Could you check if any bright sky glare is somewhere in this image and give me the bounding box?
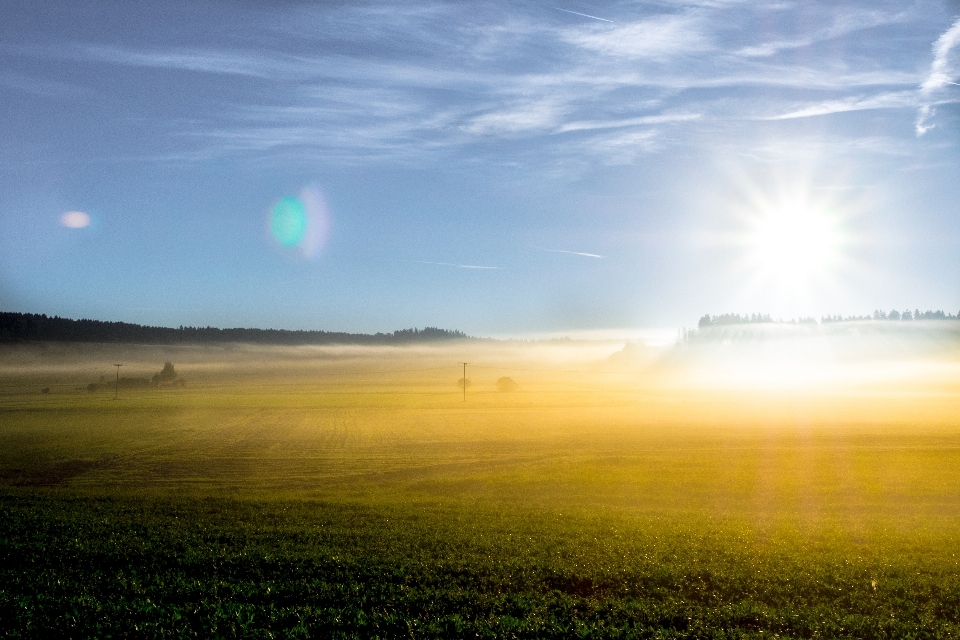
[748,202,843,289]
[0,1,958,334]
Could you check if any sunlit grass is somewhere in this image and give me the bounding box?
[2,340,960,636]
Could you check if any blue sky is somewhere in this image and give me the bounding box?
[1,1,958,336]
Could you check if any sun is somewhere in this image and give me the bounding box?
[746,202,842,287]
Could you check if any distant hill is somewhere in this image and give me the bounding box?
[0,312,469,346]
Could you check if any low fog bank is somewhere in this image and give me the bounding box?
[2,320,958,395]
[0,338,626,382]
[677,319,960,359]
[663,320,960,391]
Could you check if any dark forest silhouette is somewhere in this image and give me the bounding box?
[0,312,468,346]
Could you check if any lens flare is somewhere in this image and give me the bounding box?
[61,211,91,229]
[266,187,331,259]
[270,197,307,247]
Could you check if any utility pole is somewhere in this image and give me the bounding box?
[461,362,468,401]
[113,363,122,400]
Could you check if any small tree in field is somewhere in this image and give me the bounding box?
[152,362,178,385]
[496,377,518,392]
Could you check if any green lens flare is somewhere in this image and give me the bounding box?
[270,197,307,247]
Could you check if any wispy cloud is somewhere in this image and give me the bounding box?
[736,9,907,58]
[556,113,701,133]
[461,100,566,135]
[763,91,918,121]
[921,18,960,94]
[4,2,944,165]
[577,129,661,165]
[0,71,93,98]
[60,44,316,80]
[917,17,960,136]
[563,14,709,60]
[741,134,918,163]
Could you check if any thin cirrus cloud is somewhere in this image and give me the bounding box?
[461,100,567,135]
[0,70,93,98]
[763,91,919,121]
[556,113,702,134]
[917,17,960,136]
[736,9,908,58]
[4,2,953,165]
[3,42,315,81]
[561,14,710,60]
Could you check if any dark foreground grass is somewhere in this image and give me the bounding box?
[3,491,959,639]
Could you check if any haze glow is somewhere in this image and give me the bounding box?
[747,202,843,289]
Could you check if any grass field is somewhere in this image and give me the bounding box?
[2,336,960,638]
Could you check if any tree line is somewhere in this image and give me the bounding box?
[822,309,957,322]
[698,309,958,329]
[0,312,468,345]
[680,309,960,344]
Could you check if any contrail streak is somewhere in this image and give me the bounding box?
[542,248,604,258]
[551,7,613,23]
[414,261,501,270]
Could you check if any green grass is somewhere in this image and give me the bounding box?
[2,344,960,637]
[3,493,960,638]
